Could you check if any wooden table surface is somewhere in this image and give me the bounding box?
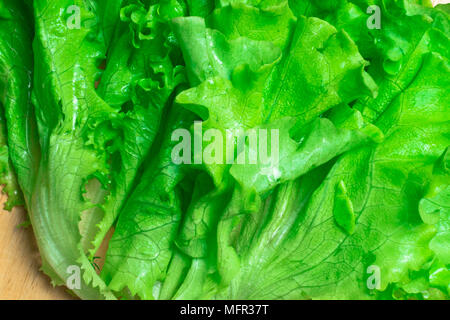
[0,0,448,301]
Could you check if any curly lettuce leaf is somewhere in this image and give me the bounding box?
[101,106,196,300]
[87,0,187,257]
[29,0,185,299]
[0,0,36,207]
[213,51,449,300]
[210,1,296,50]
[175,14,377,188]
[230,113,383,194]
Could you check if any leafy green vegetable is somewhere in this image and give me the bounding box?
[0,0,448,300]
[0,0,35,208]
[213,51,449,300]
[0,105,23,210]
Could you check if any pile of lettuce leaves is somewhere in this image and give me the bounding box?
[0,0,449,300]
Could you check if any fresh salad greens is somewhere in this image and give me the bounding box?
[0,0,448,300]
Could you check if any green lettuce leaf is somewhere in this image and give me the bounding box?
[29,0,185,299]
[0,0,36,207]
[213,51,449,300]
